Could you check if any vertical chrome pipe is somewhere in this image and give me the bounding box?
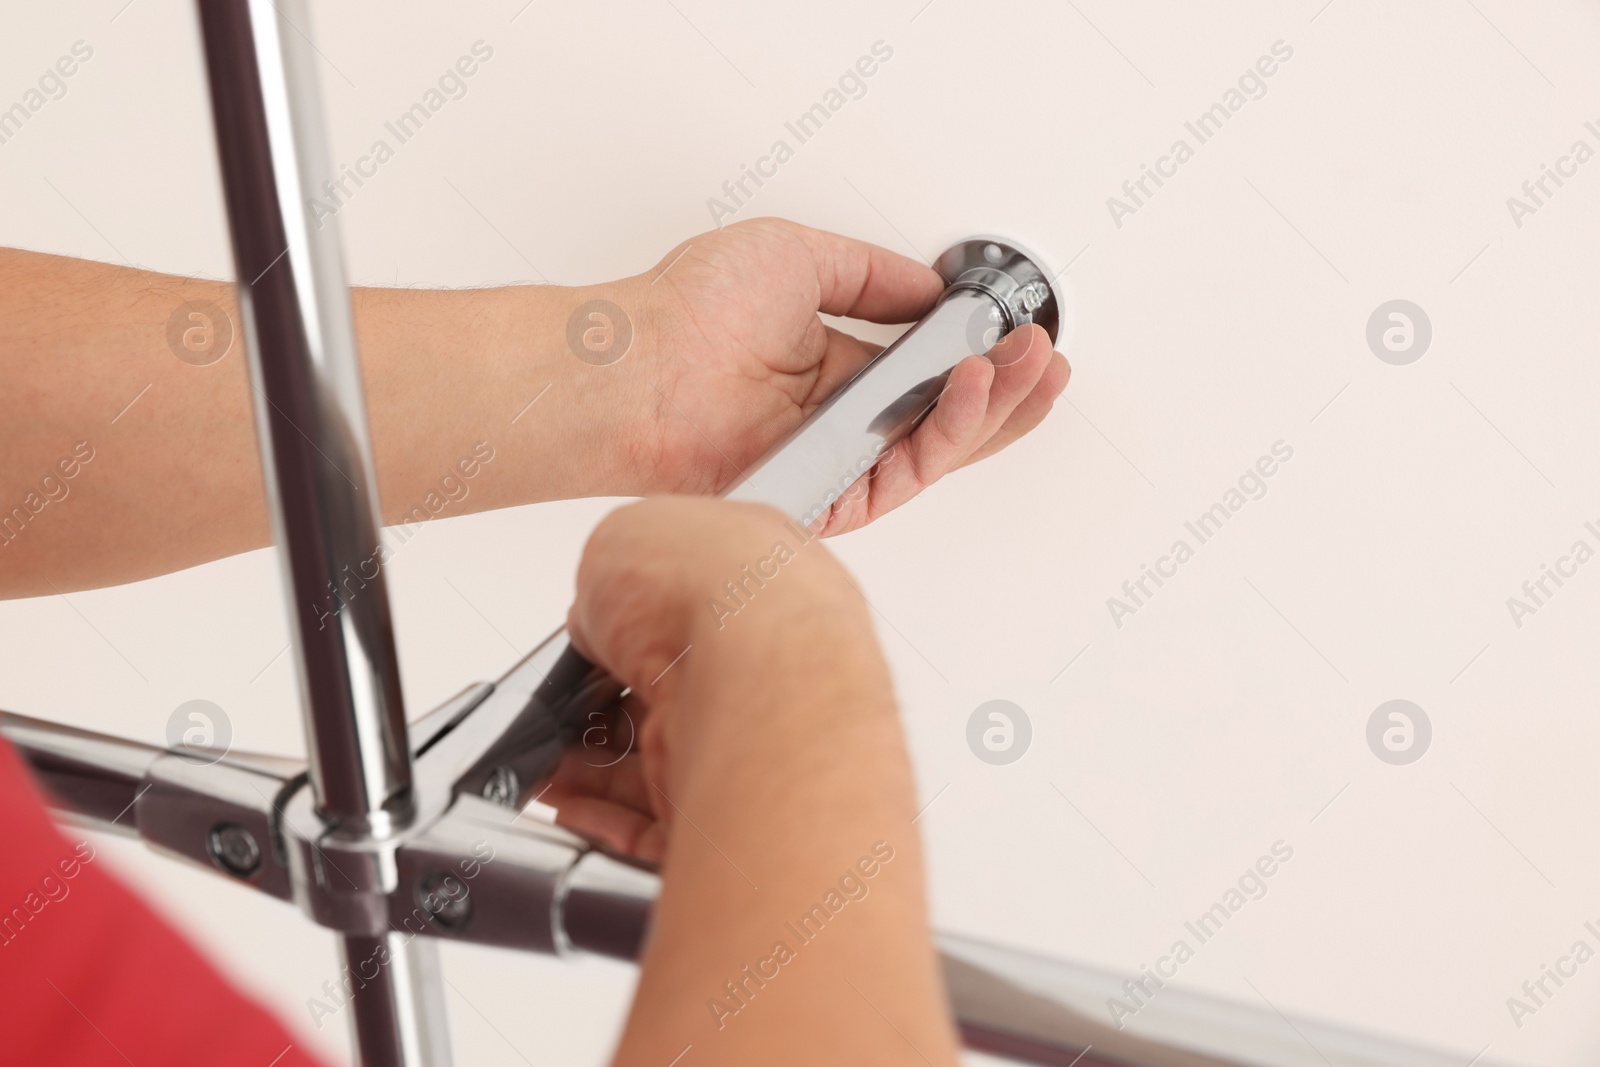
[340,935,454,1066]
[195,2,445,1063]
[195,0,411,835]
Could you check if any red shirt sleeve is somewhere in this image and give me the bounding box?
[0,734,330,1067]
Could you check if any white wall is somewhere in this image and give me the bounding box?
[1,1,1598,1064]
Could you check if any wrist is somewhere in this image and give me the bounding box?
[677,543,889,716]
[355,279,656,517]
[668,581,908,815]
[500,274,672,499]
[491,281,633,498]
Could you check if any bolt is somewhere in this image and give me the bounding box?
[983,242,1004,264]
[419,872,473,930]
[208,822,261,877]
[1019,281,1049,313]
[482,766,519,807]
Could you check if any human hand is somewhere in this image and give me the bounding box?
[556,498,953,1067]
[591,218,1070,534]
[542,495,895,862]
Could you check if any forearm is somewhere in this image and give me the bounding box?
[614,573,959,1066]
[0,249,635,597]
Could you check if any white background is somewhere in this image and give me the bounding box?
[2,1,1598,1064]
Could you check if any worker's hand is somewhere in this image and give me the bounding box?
[549,499,953,1067]
[596,218,1069,534]
[543,495,889,861]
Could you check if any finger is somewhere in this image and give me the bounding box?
[543,746,654,817]
[551,794,666,862]
[544,746,667,861]
[966,325,1055,442]
[776,219,944,323]
[960,349,1070,468]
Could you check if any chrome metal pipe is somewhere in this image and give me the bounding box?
[196,0,413,833]
[722,287,998,523]
[0,711,160,835]
[195,2,441,1063]
[338,935,454,1067]
[937,934,1505,1067]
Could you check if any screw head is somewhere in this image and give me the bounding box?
[418,872,473,930]
[207,822,261,877]
[482,766,519,807]
[1019,281,1049,314]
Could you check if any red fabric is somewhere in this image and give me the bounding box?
[0,735,329,1067]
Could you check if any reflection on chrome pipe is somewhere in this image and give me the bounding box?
[197,0,413,833]
[557,850,661,959]
[722,287,1000,525]
[0,711,160,835]
[938,934,1507,1067]
[339,934,453,1067]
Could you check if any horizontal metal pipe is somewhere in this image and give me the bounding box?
[0,711,1490,1067]
[1,711,160,835]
